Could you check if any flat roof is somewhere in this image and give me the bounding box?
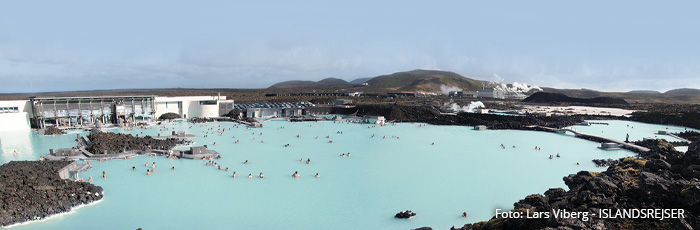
[30,95,157,100]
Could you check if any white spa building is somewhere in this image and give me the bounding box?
[0,95,234,131]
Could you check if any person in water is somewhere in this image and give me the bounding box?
[258,172,264,178]
[315,173,320,178]
[233,172,237,178]
[147,169,151,175]
[244,160,249,164]
[102,171,106,178]
[462,212,468,217]
[88,177,93,182]
[306,158,311,164]
[248,173,253,178]
[171,166,175,170]
[132,166,136,170]
[293,171,300,178]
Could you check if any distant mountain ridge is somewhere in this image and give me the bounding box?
[365,69,486,92]
[665,88,700,94]
[268,77,350,89]
[267,69,487,93]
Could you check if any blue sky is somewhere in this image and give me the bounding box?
[1,1,698,93]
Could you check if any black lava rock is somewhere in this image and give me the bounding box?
[0,161,103,227]
[395,210,417,219]
[86,133,185,154]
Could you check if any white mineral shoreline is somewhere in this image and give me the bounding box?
[3,195,104,229]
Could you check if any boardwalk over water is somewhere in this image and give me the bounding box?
[667,133,692,144]
[528,125,650,153]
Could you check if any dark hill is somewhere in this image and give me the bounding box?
[268,78,350,89]
[317,78,350,86]
[523,92,627,104]
[366,69,486,93]
[665,88,700,94]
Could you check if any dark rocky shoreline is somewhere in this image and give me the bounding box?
[341,104,612,130]
[0,161,103,227]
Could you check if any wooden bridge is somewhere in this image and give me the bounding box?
[528,125,650,153]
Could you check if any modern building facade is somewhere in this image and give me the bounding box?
[30,95,157,129]
[154,96,233,119]
[0,95,234,131]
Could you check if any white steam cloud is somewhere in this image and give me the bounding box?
[487,74,542,98]
[442,101,485,113]
[439,84,463,95]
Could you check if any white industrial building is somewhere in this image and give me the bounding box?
[476,89,505,99]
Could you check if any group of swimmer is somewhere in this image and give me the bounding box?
[205,160,229,171]
[66,119,390,183]
[292,171,321,178]
[497,144,564,159]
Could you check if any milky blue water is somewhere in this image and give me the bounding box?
[566,120,698,142]
[0,120,662,229]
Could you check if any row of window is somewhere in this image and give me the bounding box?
[0,107,19,113]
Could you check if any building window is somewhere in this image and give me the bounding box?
[0,107,20,113]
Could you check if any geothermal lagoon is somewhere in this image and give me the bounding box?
[1,120,691,229]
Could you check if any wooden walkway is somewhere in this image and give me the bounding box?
[528,125,650,152]
[667,133,692,144]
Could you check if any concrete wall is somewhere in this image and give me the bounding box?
[246,108,282,118]
[190,103,219,118]
[154,96,227,119]
[477,90,505,99]
[57,161,78,180]
[0,100,32,131]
